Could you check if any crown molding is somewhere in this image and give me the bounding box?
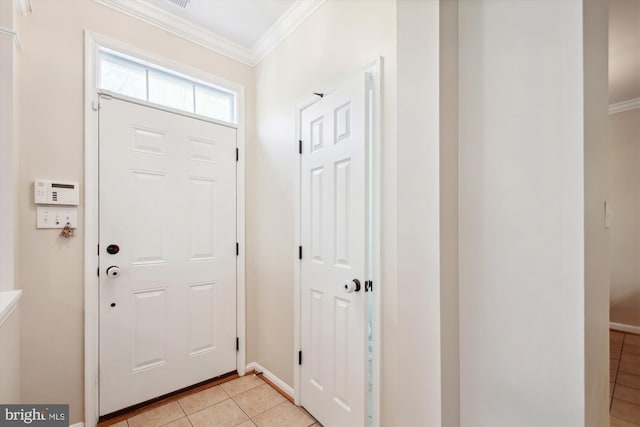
[93,0,325,67]
[15,0,32,16]
[251,0,325,65]
[609,97,640,115]
[94,0,254,65]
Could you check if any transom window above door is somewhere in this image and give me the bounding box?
[98,48,237,124]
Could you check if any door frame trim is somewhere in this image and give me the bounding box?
[293,58,382,427]
[83,31,247,427]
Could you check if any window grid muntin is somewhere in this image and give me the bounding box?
[98,48,237,124]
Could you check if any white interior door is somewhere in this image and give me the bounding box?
[300,73,369,427]
[99,97,237,415]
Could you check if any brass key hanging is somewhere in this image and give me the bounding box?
[61,222,74,238]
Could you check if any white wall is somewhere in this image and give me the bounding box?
[0,0,18,292]
[0,0,22,408]
[16,1,254,423]
[396,1,446,425]
[439,0,460,425]
[583,0,609,424]
[610,108,640,326]
[10,0,612,425]
[0,306,21,404]
[459,0,608,425]
[251,0,399,423]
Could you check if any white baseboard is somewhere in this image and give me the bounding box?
[609,98,640,115]
[610,322,640,335]
[70,423,85,427]
[246,361,294,398]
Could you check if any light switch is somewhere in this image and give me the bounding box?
[37,206,78,229]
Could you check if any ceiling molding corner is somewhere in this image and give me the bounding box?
[15,0,32,16]
[93,0,254,66]
[609,97,640,115]
[92,0,324,67]
[250,0,326,66]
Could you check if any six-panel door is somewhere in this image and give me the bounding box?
[300,73,368,427]
[99,98,237,415]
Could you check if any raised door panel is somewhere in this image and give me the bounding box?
[99,98,237,415]
[131,288,168,372]
[188,282,217,355]
[300,72,368,427]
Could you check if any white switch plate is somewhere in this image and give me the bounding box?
[37,206,78,229]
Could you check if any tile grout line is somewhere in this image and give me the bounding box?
[225,378,269,424]
[184,393,235,425]
[102,374,242,427]
[165,400,187,427]
[610,331,640,426]
[174,400,194,427]
[119,375,313,427]
[253,375,318,426]
[230,393,254,424]
[612,332,640,426]
[195,382,250,424]
[230,384,271,421]
[230,379,292,424]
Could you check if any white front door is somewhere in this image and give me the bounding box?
[300,73,369,427]
[98,97,237,415]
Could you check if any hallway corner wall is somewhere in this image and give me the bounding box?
[251,0,398,423]
[439,0,460,425]
[609,107,640,327]
[15,1,255,422]
[583,0,610,424]
[457,0,606,424]
[0,305,21,404]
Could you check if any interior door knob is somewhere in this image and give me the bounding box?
[343,278,361,293]
[106,266,121,278]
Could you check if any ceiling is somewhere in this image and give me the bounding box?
[148,0,296,50]
[609,0,640,104]
[96,0,324,66]
[101,0,639,98]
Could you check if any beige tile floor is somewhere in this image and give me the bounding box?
[103,375,320,427]
[611,330,640,426]
[104,332,640,427]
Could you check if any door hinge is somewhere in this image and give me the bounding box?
[92,100,100,111]
[298,246,302,260]
[97,244,99,255]
[97,267,100,277]
[298,140,302,154]
[236,337,239,352]
[365,280,373,292]
[298,350,302,365]
[236,148,239,162]
[236,243,239,256]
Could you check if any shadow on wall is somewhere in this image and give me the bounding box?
[609,108,640,329]
[610,290,640,327]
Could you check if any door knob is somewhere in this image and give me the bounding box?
[106,266,121,278]
[343,278,361,293]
